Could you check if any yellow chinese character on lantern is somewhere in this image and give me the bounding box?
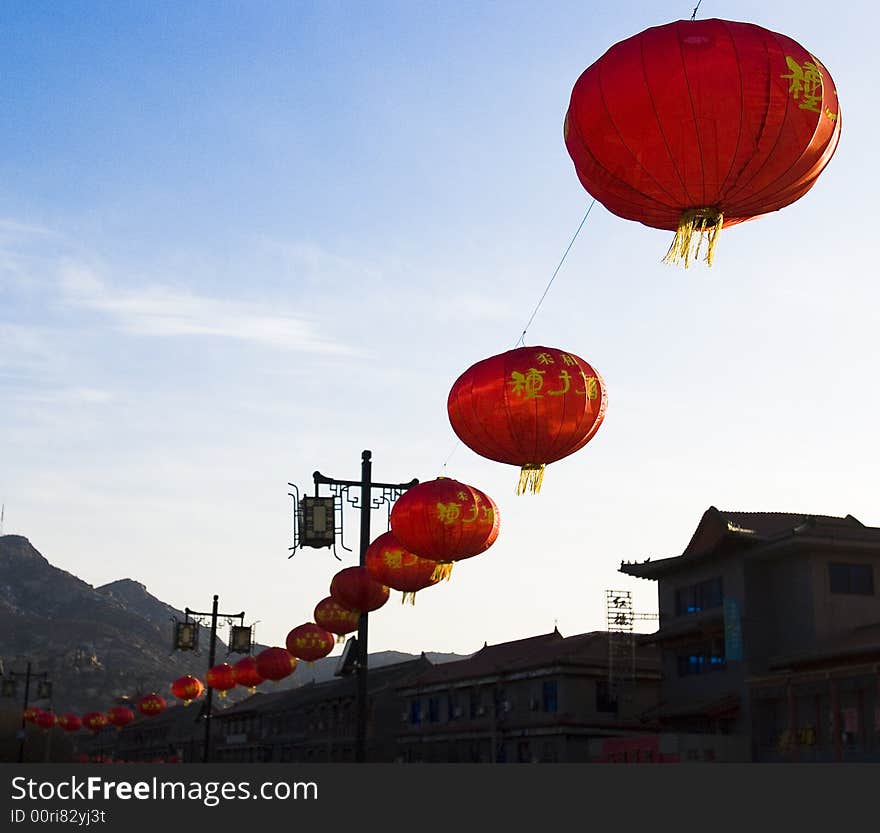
[461,503,480,524]
[535,352,555,365]
[383,549,404,569]
[436,502,461,524]
[561,354,577,366]
[457,491,468,500]
[509,368,545,399]
[575,373,599,399]
[548,370,571,396]
[824,106,838,122]
[781,56,823,113]
[403,552,418,566]
[481,506,495,523]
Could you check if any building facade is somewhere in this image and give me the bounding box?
[620,507,880,761]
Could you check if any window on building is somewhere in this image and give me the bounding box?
[675,577,724,615]
[469,690,481,719]
[447,693,458,721]
[542,680,558,713]
[676,641,726,676]
[517,741,531,763]
[409,699,422,725]
[596,680,618,713]
[829,563,874,595]
[428,697,440,723]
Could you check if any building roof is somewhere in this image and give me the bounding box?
[214,657,431,717]
[640,693,740,721]
[766,621,880,671]
[620,506,880,580]
[397,630,659,690]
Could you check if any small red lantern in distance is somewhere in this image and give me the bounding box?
[58,713,83,733]
[82,711,109,733]
[390,478,499,579]
[171,675,204,706]
[314,596,360,644]
[447,345,606,494]
[232,656,264,692]
[35,710,57,731]
[286,623,335,663]
[330,566,390,613]
[136,693,167,717]
[255,647,297,683]
[564,18,841,266]
[206,663,237,698]
[106,706,135,730]
[365,531,441,603]
[23,707,43,724]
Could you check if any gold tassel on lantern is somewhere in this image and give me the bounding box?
[401,591,418,605]
[663,208,724,268]
[430,562,454,582]
[517,464,545,495]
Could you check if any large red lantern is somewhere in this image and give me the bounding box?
[447,345,606,494]
[313,596,360,644]
[564,18,841,266]
[286,623,336,663]
[206,663,237,698]
[171,675,204,706]
[82,711,109,733]
[255,647,297,683]
[35,710,57,731]
[231,656,264,692]
[58,713,83,733]
[389,478,499,581]
[365,531,441,603]
[106,705,135,730]
[136,693,167,717]
[330,566,390,613]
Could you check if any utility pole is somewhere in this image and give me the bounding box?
[175,596,247,763]
[303,450,417,762]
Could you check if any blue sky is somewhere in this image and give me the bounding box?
[1,1,876,658]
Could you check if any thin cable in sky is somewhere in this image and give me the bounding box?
[514,199,596,349]
[437,200,598,477]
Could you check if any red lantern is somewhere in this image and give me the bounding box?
[58,713,83,733]
[365,531,441,603]
[389,478,499,579]
[314,596,360,644]
[136,693,167,717]
[255,647,297,683]
[564,18,841,266]
[330,566,390,613]
[447,345,606,494]
[286,622,336,663]
[106,705,135,730]
[232,656,264,692]
[206,663,237,698]
[171,675,204,706]
[23,707,43,724]
[35,710,57,731]
[82,711,109,733]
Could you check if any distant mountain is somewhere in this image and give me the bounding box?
[0,535,467,715]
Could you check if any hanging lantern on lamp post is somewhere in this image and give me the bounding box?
[390,478,500,579]
[365,531,441,604]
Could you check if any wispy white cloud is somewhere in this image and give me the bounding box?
[57,264,360,355]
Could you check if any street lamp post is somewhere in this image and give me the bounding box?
[173,597,250,763]
[294,449,417,762]
[2,660,51,763]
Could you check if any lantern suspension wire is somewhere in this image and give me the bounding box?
[690,1,702,20]
[437,200,597,477]
[514,199,596,349]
